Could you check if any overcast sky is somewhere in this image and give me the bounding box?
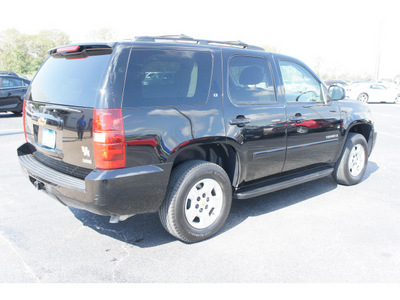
[2,0,398,79]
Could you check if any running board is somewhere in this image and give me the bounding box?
[234,167,334,200]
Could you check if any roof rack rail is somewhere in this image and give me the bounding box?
[135,35,265,51]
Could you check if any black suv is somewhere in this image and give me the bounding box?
[0,73,30,115]
[17,35,376,242]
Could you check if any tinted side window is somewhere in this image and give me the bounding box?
[279,60,323,103]
[370,84,385,90]
[2,77,24,87]
[228,56,276,105]
[123,50,212,108]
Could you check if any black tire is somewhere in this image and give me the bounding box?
[333,133,368,186]
[159,160,232,243]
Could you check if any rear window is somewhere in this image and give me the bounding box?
[29,54,112,107]
[123,50,213,108]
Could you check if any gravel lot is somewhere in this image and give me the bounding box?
[1,104,399,288]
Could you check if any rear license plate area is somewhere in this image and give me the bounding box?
[42,128,56,149]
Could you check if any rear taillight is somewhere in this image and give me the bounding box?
[93,109,126,169]
[22,100,27,142]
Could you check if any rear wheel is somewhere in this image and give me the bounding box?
[357,93,369,103]
[333,133,368,185]
[159,160,232,243]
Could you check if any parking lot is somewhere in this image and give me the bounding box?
[0,103,399,284]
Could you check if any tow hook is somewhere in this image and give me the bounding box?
[34,180,45,191]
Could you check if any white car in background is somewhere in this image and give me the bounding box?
[347,82,400,103]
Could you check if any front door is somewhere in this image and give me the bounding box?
[278,59,341,172]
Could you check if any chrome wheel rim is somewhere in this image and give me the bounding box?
[185,178,223,229]
[358,94,368,102]
[348,144,366,177]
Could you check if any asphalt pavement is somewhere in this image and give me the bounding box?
[1,104,400,287]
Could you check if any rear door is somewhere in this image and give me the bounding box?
[277,58,341,172]
[24,45,116,177]
[223,53,287,184]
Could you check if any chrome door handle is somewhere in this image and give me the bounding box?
[229,117,250,126]
[289,115,306,121]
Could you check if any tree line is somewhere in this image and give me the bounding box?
[0,29,71,78]
[3,29,397,83]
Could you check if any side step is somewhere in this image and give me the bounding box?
[234,167,334,200]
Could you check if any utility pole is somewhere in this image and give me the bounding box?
[375,20,383,81]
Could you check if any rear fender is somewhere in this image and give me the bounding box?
[171,140,239,187]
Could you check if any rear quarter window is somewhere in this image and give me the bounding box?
[123,50,213,108]
[29,54,112,107]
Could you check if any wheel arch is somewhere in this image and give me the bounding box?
[346,122,375,155]
[348,122,372,142]
[171,142,239,187]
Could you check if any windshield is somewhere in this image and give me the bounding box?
[29,54,112,107]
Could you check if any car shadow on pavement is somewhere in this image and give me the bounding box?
[222,160,379,236]
[70,161,379,248]
[69,207,176,247]
[222,176,338,235]
[361,160,379,182]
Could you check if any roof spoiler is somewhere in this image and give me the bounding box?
[48,44,113,59]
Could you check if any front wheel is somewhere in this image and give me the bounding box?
[159,160,232,243]
[333,133,368,185]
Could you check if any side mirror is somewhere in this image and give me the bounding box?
[328,85,345,101]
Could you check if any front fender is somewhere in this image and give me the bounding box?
[338,99,377,155]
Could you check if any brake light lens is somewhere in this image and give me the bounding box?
[56,45,80,53]
[22,100,27,142]
[93,109,126,169]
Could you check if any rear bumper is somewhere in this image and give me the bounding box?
[17,143,172,216]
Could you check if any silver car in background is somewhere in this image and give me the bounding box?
[347,82,400,103]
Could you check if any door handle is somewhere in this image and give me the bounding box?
[289,114,306,122]
[229,117,250,127]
